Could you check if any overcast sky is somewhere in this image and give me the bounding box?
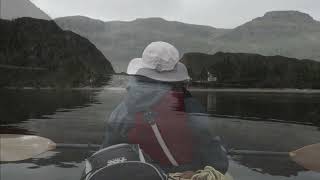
[31,0,320,28]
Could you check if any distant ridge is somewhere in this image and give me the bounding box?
[263,11,315,22]
[210,11,320,61]
[55,11,320,72]
[55,16,229,72]
[1,0,51,20]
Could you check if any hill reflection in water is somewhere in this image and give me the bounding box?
[1,87,319,179]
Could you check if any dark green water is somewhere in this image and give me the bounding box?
[0,88,319,180]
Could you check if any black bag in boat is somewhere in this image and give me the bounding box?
[82,144,167,180]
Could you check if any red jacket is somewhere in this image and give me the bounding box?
[127,90,194,165]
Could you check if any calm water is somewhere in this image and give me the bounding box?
[1,85,320,180]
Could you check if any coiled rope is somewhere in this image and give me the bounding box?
[169,166,231,180]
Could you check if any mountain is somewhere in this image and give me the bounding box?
[1,0,51,20]
[55,11,320,72]
[181,52,320,89]
[0,18,114,87]
[55,16,229,72]
[210,11,320,61]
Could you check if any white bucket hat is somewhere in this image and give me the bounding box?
[127,41,190,82]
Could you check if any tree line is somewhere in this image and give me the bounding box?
[182,52,320,89]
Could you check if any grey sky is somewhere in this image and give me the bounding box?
[31,0,320,28]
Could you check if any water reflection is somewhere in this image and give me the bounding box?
[0,89,98,126]
[0,86,320,179]
[192,92,320,127]
[231,155,305,177]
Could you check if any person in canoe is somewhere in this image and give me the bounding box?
[102,41,229,177]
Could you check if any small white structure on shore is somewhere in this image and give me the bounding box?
[207,72,218,82]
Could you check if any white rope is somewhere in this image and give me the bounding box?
[151,124,179,166]
[170,166,231,180]
[138,145,146,163]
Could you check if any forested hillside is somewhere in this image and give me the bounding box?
[182,52,320,89]
[0,18,114,88]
